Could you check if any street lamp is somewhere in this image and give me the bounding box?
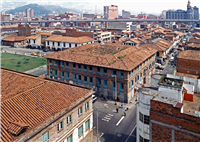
[112,75,117,105]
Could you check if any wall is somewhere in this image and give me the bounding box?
[25,97,93,142]
[150,99,200,142]
[106,22,126,30]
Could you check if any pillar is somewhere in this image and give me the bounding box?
[178,22,181,30]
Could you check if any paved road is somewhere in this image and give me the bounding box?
[93,97,137,142]
[28,68,47,76]
[1,45,54,56]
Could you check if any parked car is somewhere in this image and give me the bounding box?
[92,95,97,103]
[156,66,164,70]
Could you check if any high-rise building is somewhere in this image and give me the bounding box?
[18,12,24,19]
[122,10,130,18]
[26,8,31,18]
[30,9,34,18]
[104,5,118,19]
[193,6,199,19]
[1,11,5,15]
[166,0,198,20]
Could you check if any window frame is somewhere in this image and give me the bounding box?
[78,125,83,137]
[85,119,90,131]
[42,131,49,142]
[85,102,89,110]
[67,115,72,125]
[78,107,83,116]
[57,121,63,131]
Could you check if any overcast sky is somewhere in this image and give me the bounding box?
[2,0,200,15]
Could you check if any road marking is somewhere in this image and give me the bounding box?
[105,115,112,118]
[125,125,137,142]
[103,117,111,120]
[107,114,113,116]
[102,119,109,122]
[99,133,104,138]
[116,116,124,126]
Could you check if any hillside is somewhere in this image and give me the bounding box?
[5,3,79,16]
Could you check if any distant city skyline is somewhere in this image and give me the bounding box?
[2,0,200,15]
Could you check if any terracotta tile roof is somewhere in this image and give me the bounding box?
[126,38,140,44]
[26,34,41,40]
[45,42,157,71]
[36,32,52,36]
[45,35,94,43]
[2,36,26,42]
[156,39,174,49]
[178,50,200,61]
[139,43,166,51]
[187,43,200,48]
[1,69,93,142]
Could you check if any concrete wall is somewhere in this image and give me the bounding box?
[106,22,126,30]
[25,97,93,142]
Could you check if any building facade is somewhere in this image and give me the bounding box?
[18,24,31,36]
[166,0,198,20]
[104,5,118,19]
[45,35,95,50]
[176,50,200,75]
[122,10,130,18]
[1,68,94,142]
[45,43,157,103]
[18,12,24,19]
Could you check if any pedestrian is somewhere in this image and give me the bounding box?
[121,103,123,108]
[126,105,129,111]
[124,112,126,117]
[116,107,118,113]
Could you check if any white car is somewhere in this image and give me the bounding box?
[92,95,97,103]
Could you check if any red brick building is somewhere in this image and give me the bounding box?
[1,68,94,142]
[18,24,31,36]
[150,94,200,142]
[176,50,200,76]
[45,42,157,103]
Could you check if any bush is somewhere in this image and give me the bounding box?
[18,61,21,64]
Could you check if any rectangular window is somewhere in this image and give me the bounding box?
[54,60,57,66]
[112,81,117,91]
[83,65,87,72]
[66,62,69,69]
[103,80,108,89]
[89,77,93,86]
[132,80,134,88]
[78,125,83,137]
[73,63,76,70]
[78,64,81,71]
[42,131,49,142]
[85,102,89,110]
[144,115,149,125]
[57,121,63,131]
[135,76,137,83]
[63,42,65,47]
[119,83,124,92]
[73,74,76,82]
[67,115,72,125]
[75,44,77,47]
[49,59,52,66]
[54,70,57,78]
[66,72,69,80]
[112,70,116,75]
[61,61,64,68]
[58,42,60,46]
[144,139,149,142]
[78,107,82,116]
[61,71,64,79]
[140,72,142,79]
[97,67,101,75]
[47,41,49,45]
[139,112,143,122]
[67,134,73,142]
[53,41,54,46]
[129,82,131,91]
[119,71,124,79]
[50,69,52,76]
[78,75,82,83]
[138,75,139,81]
[85,119,90,131]
[89,66,93,73]
[69,43,71,48]
[97,78,101,87]
[84,76,87,84]
[129,71,132,78]
[103,68,107,76]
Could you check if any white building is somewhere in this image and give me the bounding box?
[100,31,111,43]
[45,36,95,50]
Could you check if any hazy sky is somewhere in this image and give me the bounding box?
[2,0,200,15]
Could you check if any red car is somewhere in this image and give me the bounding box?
[156,66,164,70]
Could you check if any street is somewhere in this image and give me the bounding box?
[93,97,137,142]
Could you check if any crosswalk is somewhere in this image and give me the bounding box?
[102,114,113,122]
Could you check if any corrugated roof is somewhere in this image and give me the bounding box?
[45,42,157,71]
[45,35,94,43]
[1,69,92,142]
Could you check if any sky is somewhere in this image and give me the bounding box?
[1,0,200,15]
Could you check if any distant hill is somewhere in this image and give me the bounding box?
[5,3,80,16]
